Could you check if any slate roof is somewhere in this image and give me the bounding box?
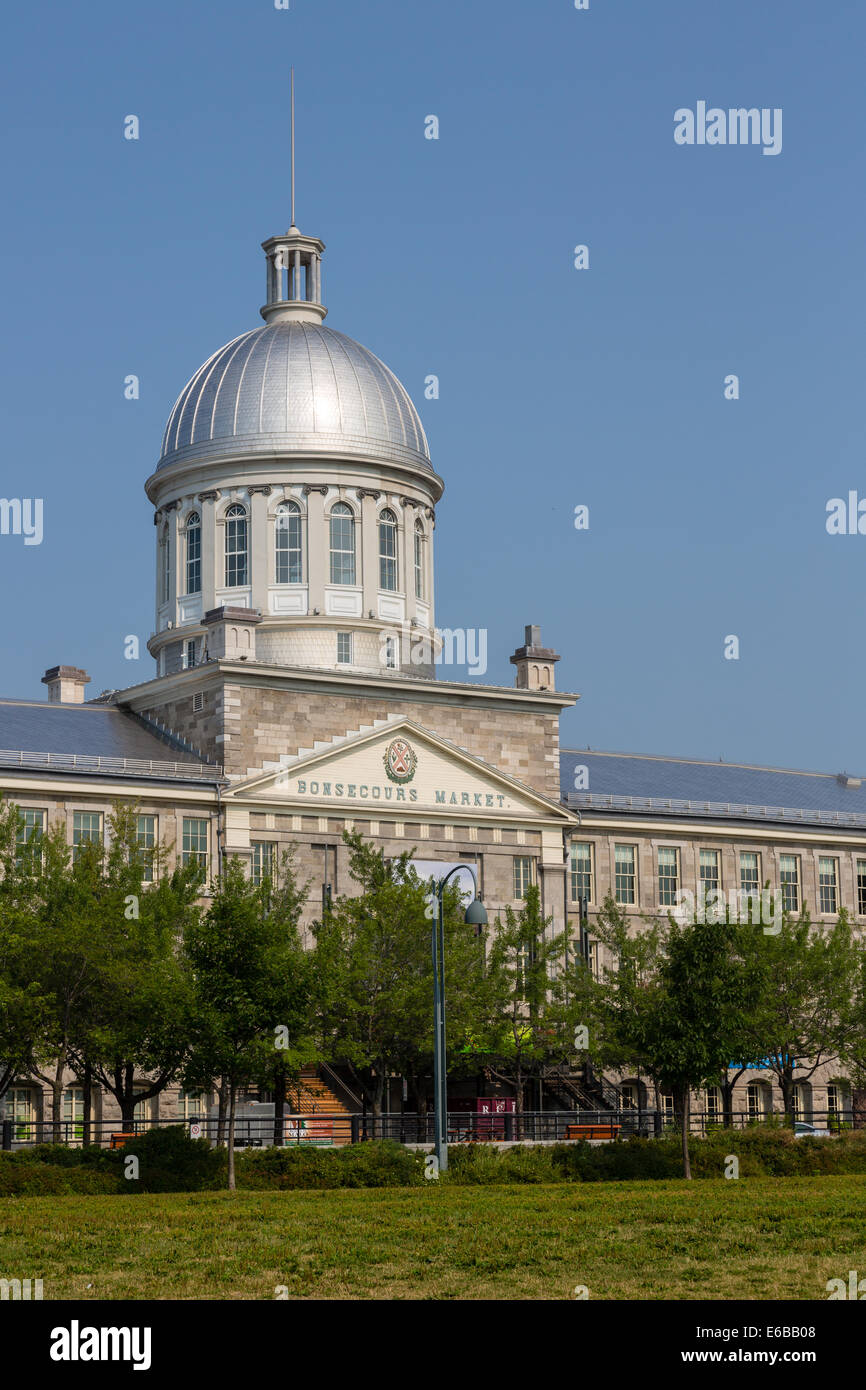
[560,749,866,831]
[0,699,221,783]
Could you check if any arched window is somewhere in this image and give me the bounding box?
[159,527,170,605]
[275,501,303,584]
[414,519,425,600]
[378,508,398,591]
[185,512,201,595]
[224,504,248,588]
[329,503,355,585]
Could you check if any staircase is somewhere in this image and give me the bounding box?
[287,1066,354,1146]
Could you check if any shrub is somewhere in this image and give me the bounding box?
[118,1126,225,1193]
[236,1139,425,1189]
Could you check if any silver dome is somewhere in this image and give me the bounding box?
[159,322,431,473]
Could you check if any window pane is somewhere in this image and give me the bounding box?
[779,854,799,914]
[414,525,425,600]
[182,818,208,871]
[186,514,201,594]
[330,506,356,585]
[615,845,636,905]
[136,815,156,882]
[251,841,276,886]
[818,857,837,915]
[337,632,352,665]
[225,506,248,588]
[858,859,866,916]
[699,849,719,890]
[72,812,102,863]
[378,510,398,592]
[16,808,46,869]
[658,847,679,906]
[570,842,593,903]
[275,504,303,584]
[513,856,532,899]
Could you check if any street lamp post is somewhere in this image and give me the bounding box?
[431,866,488,1173]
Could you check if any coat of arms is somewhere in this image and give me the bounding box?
[384,737,417,785]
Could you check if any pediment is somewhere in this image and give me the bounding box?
[225,717,575,824]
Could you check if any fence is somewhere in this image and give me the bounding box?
[2,1109,858,1151]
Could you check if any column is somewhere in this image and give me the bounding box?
[200,494,218,614]
[360,492,378,617]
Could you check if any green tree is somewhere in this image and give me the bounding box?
[311,831,492,1117]
[582,896,763,1178]
[183,855,312,1190]
[743,909,862,1124]
[74,806,202,1132]
[0,800,49,1110]
[482,885,583,1130]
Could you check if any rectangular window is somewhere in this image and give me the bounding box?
[699,849,719,892]
[706,1088,722,1123]
[570,842,593,904]
[185,640,197,670]
[16,808,46,868]
[179,1089,209,1121]
[780,854,800,914]
[182,817,208,872]
[615,844,636,905]
[136,815,156,883]
[513,856,533,900]
[383,636,398,670]
[186,521,201,595]
[72,811,102,864]
[858,859,866,916]
[251,841,276,886]
[62,1087,84,1146]
[5,1088,34,1142]
[337,632,353,665]
[739,852,760,893]
[818,857,838,915]
[414,528,425,600]
[587,940,599,981]
[658,847,679,907]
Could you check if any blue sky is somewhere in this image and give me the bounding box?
[0,0,864,774]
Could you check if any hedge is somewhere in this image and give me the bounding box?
[2,1128,866,1194]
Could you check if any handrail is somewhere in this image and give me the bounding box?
[0,748,222,781]
[318,1062,363,1111]
[565,791,866,828]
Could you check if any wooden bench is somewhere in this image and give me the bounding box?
[564,1124,621,1142]
[109,1132,136,1150]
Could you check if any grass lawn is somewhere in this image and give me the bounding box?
[2,1177,864,1300]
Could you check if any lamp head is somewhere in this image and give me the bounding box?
[464,898,488,927]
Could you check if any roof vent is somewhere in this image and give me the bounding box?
[838,773,862,789]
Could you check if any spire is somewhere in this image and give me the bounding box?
[261,71,327,325]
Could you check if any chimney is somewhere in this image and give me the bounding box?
[509,625,560,692]
[41,665,91,704]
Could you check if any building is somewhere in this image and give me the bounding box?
[0,209,860,1139]
[0,210,579,1140]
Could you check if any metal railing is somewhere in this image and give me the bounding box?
[0,749,221,782]
[3,1109,858,1151]
[566,791,866,829]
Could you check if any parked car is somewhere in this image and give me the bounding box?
[793,1122,832,1138]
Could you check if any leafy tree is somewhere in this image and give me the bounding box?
[183,855,312,1190]
[311,831,492,1117]
[0,800,49,1109]
[482,885,583,1130]
[581,896,763,1178]
[742,908,862,1123]
[72,806,202,1132]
